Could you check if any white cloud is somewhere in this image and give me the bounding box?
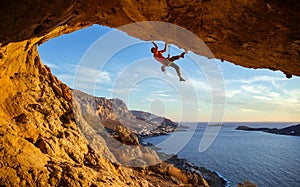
[241,84,266,94]
[106,87,143,96]
[238,84,281,99]
[153,93,171,97]
[268,92,280,98]
[240,108,259,112]
[98,71,111,82]
[248,75,285,83]
[54,65,112,92]
[151,90,172,97]
[190,78,210,91]
[282,90,300,102]
[226,75,286,84]
[65,63,79,71]
[226,90,241,98]
[222,74,300,115]
[252,95,273,101]
[42,60,59,69]
[74,66,111,84]
[57,74,75,85]
[146,97,181,104]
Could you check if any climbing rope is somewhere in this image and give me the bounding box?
[168,44,171,58]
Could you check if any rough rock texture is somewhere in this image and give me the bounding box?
[0,0,298,186]
[0,0,299,76]
[0,42,116,186]
[111,99,179,136]
[71,90,177,167]
[72,90,178,137]
[0,42,209,186]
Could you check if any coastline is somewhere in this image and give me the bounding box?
[140,139,228,187]
[163,153,228,187]
[236,124,300,136]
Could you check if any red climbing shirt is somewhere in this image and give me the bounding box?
[154,49,167,64]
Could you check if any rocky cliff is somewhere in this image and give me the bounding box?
[0,0,299,76]
[0,44,210,186]
[0,1,298,186]
[72,90,179,137]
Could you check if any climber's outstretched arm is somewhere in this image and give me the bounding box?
[151,41,158,49]
[152,41,167,53]
[160,43,167,53]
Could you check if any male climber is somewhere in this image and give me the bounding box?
[151,41,186,81]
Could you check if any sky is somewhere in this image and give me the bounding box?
[38,24,300,122]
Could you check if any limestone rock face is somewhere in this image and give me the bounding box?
[72,90,179,137]
[0,40,209,186]
[0,0,298,186]
[71,90,175,167]
[0,0,299,76]
[0,42,139,186]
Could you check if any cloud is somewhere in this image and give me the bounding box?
[247,75,285,83]
[189,78,210,91]
[240,84,266,94]
[240,108,260,112]
[74,66,111,84]
[42,59,59,69]
[282,89,300,102]
[252,95,273,101]
[145,95,182,104]
[107,87,142,94]
[98,71,111,82]
[153,93,171,97]
[222,74,298,117]
[268,92,280,98]
[226,75,286,84]
[64,63,79,71]
[151,90,172,97]
[226,90,241,98]
[54,65,112,92]
[238,84,281,100]
[57,74,75,85]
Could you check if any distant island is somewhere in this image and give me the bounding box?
[236,124,300,136]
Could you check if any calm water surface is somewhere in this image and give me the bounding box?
[144,122,300,187]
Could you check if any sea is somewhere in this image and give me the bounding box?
[143,122,300,187]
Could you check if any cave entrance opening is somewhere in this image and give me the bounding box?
[38,24,300,123]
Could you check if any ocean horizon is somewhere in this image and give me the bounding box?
[144,122,300,187]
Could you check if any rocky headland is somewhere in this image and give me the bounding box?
[73,90,179,138]
[72,89,226,186]
[163,154,227,187]
[236,124,300,136]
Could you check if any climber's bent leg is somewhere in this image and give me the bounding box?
[170,63,185,81]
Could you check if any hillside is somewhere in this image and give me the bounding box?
[131,110,178,136]
[236,124,300,136]
[72,90,179,137]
